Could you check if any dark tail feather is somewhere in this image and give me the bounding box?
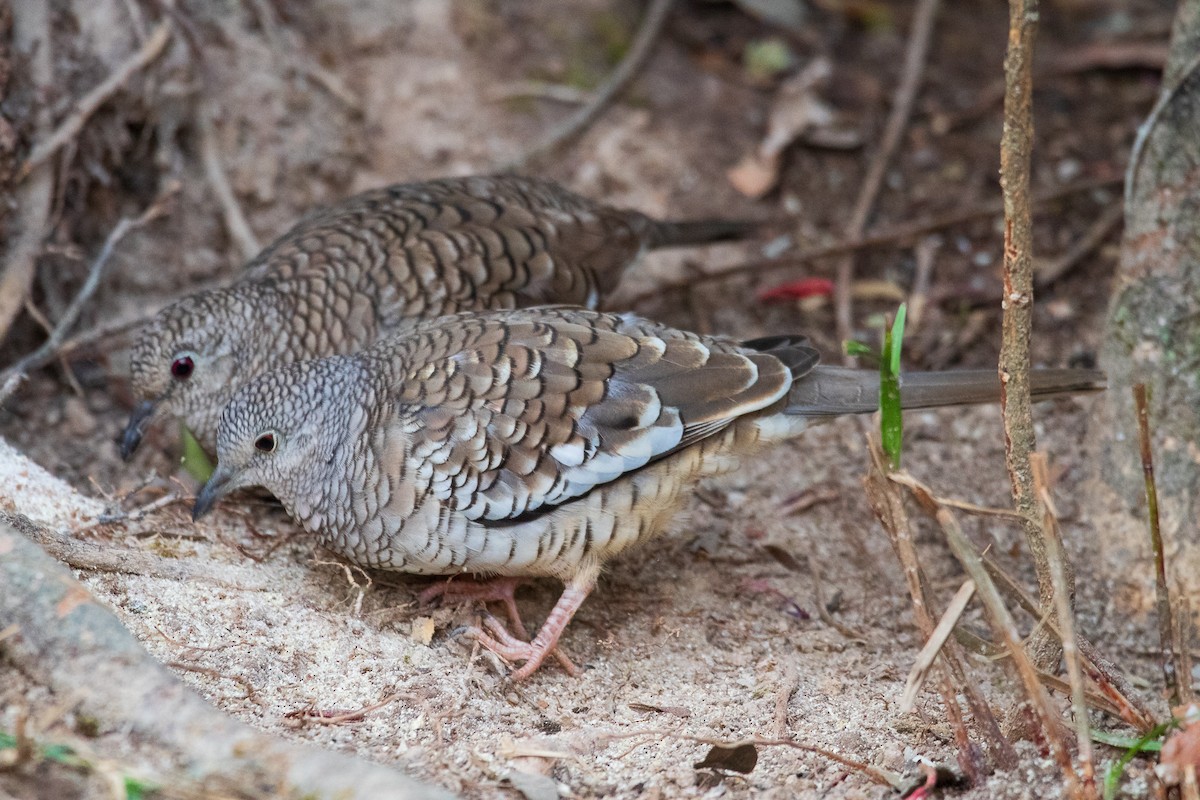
[785,366,1106,416]
[642,218,762,249]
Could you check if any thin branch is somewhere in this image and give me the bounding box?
[198,105,261,260]
[999,0,1062,671]
[933,504,1082,797]
[17,23,173,181]
[1033,454,1098,799]
[1,187,177,383]
[900,469,1156,732]
[1134,383,1181,707]
[1035,202,1123,288]
[833,0,940,355]
[863,441,1014,776]
[501,0,675,171]
[906,235,940,334]
[622,176,1119,307]
[773,664,799,739]
[900,579,975,713]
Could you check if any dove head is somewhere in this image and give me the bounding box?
[123,286,277,459]
[192,356,367,527]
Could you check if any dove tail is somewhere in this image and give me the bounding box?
[641,217,762,249]
[784,366,1106,417]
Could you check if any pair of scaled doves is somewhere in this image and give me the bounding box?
[127,175,1104,680]
[123,174,755,456]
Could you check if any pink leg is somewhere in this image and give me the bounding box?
[420,576,532,639]
[421,575,578,675]
[466,575,595,681]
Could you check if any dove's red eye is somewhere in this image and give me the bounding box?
[254,432,277,453]
[170,355,195,380]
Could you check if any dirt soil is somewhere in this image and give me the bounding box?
[0,1,1181,797]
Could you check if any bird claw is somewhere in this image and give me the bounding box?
[461,614,580,680]
[420,576,532,639]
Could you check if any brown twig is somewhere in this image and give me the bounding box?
[932,503,1081,796]
[1,187,177,383]
[314,557,373,617]
[0,3,55,346]
[833,0,941,355]
[285,693,412,726]
[906,235,940,335]
[1134,383,1181,707]
[165,660,258,701]
[72,491,188,533]
[1032,454,1098,798]
[773,664,799,739]
[17,23,173,181]
[198,104,261,260]
[998,0,1062,671]
[981,553,1156,731]
[1035,202,1124,288]
[900,580,975,713]
[1180,590,1196,704]
[501,0,675,171]
[863,442,1014,776]
[622,176,1120,307]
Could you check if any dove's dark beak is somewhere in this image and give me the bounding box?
[120,400,158,460]
[193,465,235,521]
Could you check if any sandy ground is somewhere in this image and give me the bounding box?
[0,1,1176,797]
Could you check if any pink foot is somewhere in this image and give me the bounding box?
[463,579,594,681]
[420,576,532,638]
[421,576,577,675]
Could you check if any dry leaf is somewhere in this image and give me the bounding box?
[694,743,759,774]
[729,58,855,198]
[628,702,692,718]
[410,616,435,645]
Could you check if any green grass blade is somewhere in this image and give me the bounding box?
[180,423,214,484]
[1102,719,1176,800]
[880,304,906,470]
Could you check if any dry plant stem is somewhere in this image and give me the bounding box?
[863,443,1015,774]
[198,105,261,260]
[0,523,448,799]
[981,554,1156,731]
[833,0,941,354]
[1134,383,1181,707]
[502,0,674,171]
[1,188,176,384]
[888,469,1156,731]
[999,0,1062,671]
[624,176,1119,306]
[906,236,940,334]
[0,3,54,346]
[291,692,414,725]
[774,664,799,738]
[17,23,173,180]
[933,504,1082,795]
[1034,202,1123,289]
[1032,454,1097,799]
[901,580,975,712]
[1180,591,1195,702]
